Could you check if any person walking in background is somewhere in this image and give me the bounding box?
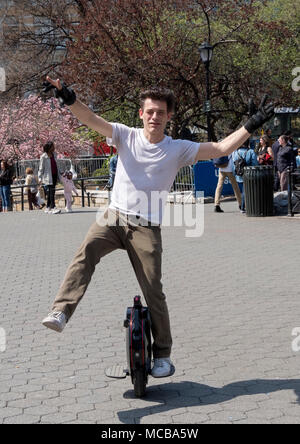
[25,167,43,210]
[38,141,61,214]
[277,135,295,191]
[257,135,274,165]
[0,160,13,212]
[232,140,258,213]
[214,154,242,213]
[61,171,79,213]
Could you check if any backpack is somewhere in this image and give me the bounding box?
[234,150,247,176]
[213,156,229,169]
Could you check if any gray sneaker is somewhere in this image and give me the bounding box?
[42,311,67,332]
[151,358,175,378]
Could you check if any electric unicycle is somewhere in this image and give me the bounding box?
[105,295,152,397]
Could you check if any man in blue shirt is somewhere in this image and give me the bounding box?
[232,139,258,212]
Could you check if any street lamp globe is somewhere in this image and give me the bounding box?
[199,42,213,64]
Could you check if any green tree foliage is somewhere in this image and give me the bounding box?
[5,0,297,140]
[60,0,297,139]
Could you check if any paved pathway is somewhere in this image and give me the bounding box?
[0,202,299,424]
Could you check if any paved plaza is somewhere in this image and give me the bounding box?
[0,202,300,424]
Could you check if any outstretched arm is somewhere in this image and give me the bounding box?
[196,126,250,161]
[46,76,113,139]
[195,95,274,162]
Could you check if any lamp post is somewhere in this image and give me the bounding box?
[199,42,213,141]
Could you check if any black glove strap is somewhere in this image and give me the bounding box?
[55,82,76,106]
[42,81,76,106]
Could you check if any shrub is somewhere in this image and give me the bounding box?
[93,162,109,185]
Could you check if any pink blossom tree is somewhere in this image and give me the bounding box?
[0,95,90,161]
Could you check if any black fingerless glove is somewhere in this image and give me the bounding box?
[244,95,274,133]
[54,81,76,106]
[42,81,76,106]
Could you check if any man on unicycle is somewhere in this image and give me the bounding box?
[42,77,274,378]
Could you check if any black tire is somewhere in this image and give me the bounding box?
[133,369,146,398]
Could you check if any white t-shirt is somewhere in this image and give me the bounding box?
[108,123,199,224]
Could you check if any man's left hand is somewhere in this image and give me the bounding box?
[244,95,275,133]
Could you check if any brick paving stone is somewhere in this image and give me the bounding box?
[77,409,115,423]
[3,414,41,424]
[24,405,59,416]
[0,407,23,419]
[0,204,300,424]
[40,412,77,424]
[171,412,210,424]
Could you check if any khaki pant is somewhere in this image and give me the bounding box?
[214,171,242,207]
[278,170,288,191]
[52,209,172,358]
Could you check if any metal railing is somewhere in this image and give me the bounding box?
[287,167,300,217]
[6,162,196,211]
[15,159,196,191]
[14,157,108,179]
[172,165,195,192]
[10,176,109,212]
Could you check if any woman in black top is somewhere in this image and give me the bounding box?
[0,160,13,212]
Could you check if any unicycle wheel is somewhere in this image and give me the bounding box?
[133,369,147,398]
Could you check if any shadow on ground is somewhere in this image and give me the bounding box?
[117,379,300,424]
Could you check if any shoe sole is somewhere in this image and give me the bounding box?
[42,320,64,333]
[151,365,175,378]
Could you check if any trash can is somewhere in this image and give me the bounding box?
[243,166,274,217]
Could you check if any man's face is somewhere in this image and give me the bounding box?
[279,136,286,146]
[139,98,172,137]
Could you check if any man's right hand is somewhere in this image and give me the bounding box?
[44,76,76,106]
[44,76,113,139]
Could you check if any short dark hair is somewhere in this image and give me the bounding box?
[139,87,176,113]
[43,141,54,154]
[280,135,289,144]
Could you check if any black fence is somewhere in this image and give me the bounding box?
[288,167,300,217]
[9,176,109,212]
